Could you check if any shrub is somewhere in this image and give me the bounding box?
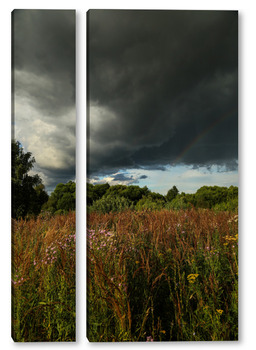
[88,195,133,214]
[136,196,165,211]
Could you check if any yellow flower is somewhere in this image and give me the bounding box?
[216,309,223,315]
[187,274,199,283]
[135,261,139,264]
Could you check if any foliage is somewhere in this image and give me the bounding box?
[136,195,166,211]
[194,186,230,209]
[105,185,150,204]
[87,183,238,214]
[165,194,192,210]
[43,181,76,214]
[87,183,110,205]
[12,212,76,342]
[88,195,132,214]
[87,209,238,342]
[12,140,48,219]
[166,185,179,202]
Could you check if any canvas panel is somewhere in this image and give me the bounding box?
[87,10,238,342]
[11,9,76,342]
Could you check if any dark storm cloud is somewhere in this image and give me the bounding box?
[13,10,75,191]
[13,9,75,115]
[88,10,238,176]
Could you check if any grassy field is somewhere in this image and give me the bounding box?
[12,212,76,342]
[87,208,238,342]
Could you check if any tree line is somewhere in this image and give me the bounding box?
[11,140,238,219]
[87,182,238,213]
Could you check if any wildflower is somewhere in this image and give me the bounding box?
[216,309,223,315]
[146,336,153,342]
[187,274,199,284]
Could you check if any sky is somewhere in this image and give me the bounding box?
[88,10,238,194]
[12,10,76,192]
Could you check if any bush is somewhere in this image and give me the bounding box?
[43,181,75,214]
[88,195,133,214]
[165,195,192,210]
[136,195,165,211]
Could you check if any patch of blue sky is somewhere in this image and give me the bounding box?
[125,165,238,195]
[89,165,238,195]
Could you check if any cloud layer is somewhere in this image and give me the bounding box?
[88,10,238,178]
[13,10,75,191]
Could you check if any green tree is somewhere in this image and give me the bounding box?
[43,181,76,214]
[194,186,229,209]
[121,185,150,204]
[12,140,48,218]
[165,194,192,210]
[166,185,179,202]
[89,195,132,214]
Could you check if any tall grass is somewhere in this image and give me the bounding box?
[12,212,76,342]
[87,208,238,342]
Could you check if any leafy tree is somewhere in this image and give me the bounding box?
[43,181,75,214]
[87,183,95,205]
[93,183,110,200]
[32,184,49,215]
[136,195,165,211]
[104,184,128,197]
[195,186,228,208]
[87,183,110,205]
[100,184,150,204]
[193,186,238,210]
[149,191,166,202]
[89,195,132,214]
[165,194,192,210]
[227,186,238,201]
[166,186,179,202]
[12,140,48,218]
[121,185,150,204]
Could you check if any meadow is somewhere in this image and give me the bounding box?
[12,212,76,342]
[87,208,238,342]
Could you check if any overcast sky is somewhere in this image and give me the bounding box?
[88,10,238,194]
[12,10,75,192]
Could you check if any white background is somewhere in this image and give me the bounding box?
[0,0,255,348]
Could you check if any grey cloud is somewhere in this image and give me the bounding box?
[13,10,75,116]
[13,10,76,191]
[88,10,238,177]
[13,10,75,80]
